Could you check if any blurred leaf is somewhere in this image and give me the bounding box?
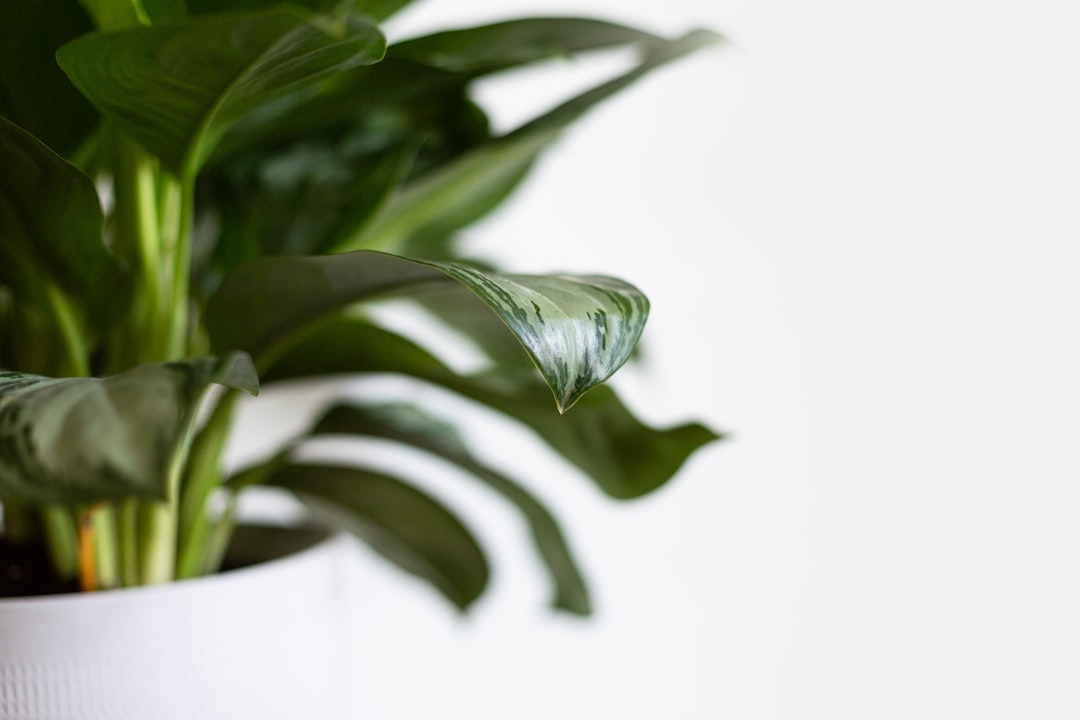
[262,318,722,498]
[206,250,649,411]
[199,19,710,264]
[347,129,553,252]
[0,354,258,505]
[388,16,659,73]
[56,10,385,177]
[0,116,130,337]
[347,28,723,255]
[312,402,591,614]
[0,0,98,160]
[266,463,488,610]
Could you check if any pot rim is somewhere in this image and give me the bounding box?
[0,523,344,608]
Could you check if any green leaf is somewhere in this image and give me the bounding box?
[0,354,258,505]
[56,10,386,177]
[205,250,649,411]
[265,463,488,610]
[349,129,553,253]
[312,402,591,614]
[0,0,99,160]
[345,27,722,254]
[388,17,660,74]
[261,318,722,499]
[0,116,130,337]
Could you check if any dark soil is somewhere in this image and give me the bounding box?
[0,538,78,598]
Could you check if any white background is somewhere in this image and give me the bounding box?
[236,0,1080,717]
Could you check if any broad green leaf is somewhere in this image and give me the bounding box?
[261,318,722,499]
[388,17,659,74]
[0,0,98,160]
[0,116,130,337]
[212,16,665,160]
[312,402,591,614]
[196,20,717,266]
[266,463,488,610]
[205,250,649,411]
[56,10,385,177]
[0,354,258,505]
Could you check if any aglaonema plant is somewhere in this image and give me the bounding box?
[0,0,721,613]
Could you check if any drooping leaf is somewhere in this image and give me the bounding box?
[0,0,99,160]
[205,250,649,411]
[56,10,386,177]
[0,354,258,505]
[0,116,130,337]
[261,318,722,499]
[265,463,488,610]
[312,402,591,614]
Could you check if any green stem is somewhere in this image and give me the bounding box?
[91,504,120,590]
[176,391,238,579]
[166,179,194,360]
[138,384,211,584]
[112,136,165,367]
[203,491,240,575]
[43,283,89,377]
[119,498,139,587]
[42,506,79,580]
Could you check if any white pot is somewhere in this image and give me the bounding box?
[0,526,360,720]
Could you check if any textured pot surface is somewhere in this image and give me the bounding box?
[0,526,359,720]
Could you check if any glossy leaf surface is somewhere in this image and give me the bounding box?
[206,250,649,411]
[262,319,721,498]
[267,463,488,610]
[0,354,258,505]
[312,402,591,613]
[56,11,385,176]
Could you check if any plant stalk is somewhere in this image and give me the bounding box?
[176,391,238,579]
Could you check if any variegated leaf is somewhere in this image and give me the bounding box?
[206,250,649,411]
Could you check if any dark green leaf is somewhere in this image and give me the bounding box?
[0,0,98,159]
[262,318,722,499]
[0,354,258,505]
[206,250,649,411]
[388,17,660,74]
[0,116,130,337]
[56,11,385,177]
[312,402,591,614]
[266,463,488,610]
[140,0,187,24]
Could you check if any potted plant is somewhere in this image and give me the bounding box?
[0,0,720,714]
